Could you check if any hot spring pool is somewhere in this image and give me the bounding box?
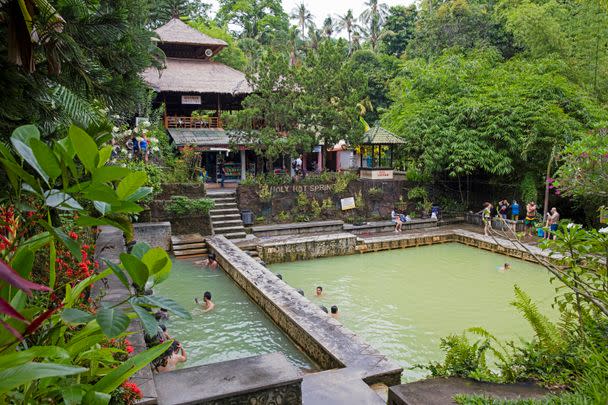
[154,259,314,370]
[270,243,557,381]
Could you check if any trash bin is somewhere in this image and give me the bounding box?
[241,209,253,226]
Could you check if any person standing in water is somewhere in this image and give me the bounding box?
[195,291,215,312]
[330,305,339,319]
[315,286,324,297]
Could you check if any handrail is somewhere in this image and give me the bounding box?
[164,116,223,129]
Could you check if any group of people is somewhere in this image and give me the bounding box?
[481,199,560,239]
[149,309,188,373]
[124,134,150,162]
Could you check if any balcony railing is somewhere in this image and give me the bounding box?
[164,116,223,129]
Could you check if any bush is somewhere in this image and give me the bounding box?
[296,192,309,211]
[367,187,384,201]
[258,183,272,202]
[310,199,321,219]
[277,211,290,222]
[165,196,215,216]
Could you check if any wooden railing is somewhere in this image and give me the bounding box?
[164,116,223,129]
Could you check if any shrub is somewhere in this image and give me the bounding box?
[296,192,308,211]
[367,187,384,201]
[258,183,272,202]
[165,196,215,216]
[255,215,265,223]
[277,211,290,222]
[310,199,321,218]
[407,186,428,201]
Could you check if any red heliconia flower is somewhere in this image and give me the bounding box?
[69,231,78,240]
[126,345,134,354]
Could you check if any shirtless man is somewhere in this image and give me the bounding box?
[315,286,324,298]
[204,253,218,270]
[330,305,339,319]
[195,291,215,312]
[156,341,187,372]
[545,207,560,240]
[525,201,537,236]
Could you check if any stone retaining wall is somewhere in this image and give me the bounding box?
[344,218,438,235]
[134,222,172,250]
[252,220,344,237]
[258,233,357,264]
[148,201,213,236]
[206,235,402,386]
[156,183,206,200]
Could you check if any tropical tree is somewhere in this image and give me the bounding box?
[149,0,212,27]
[189,20,248,70]
[215,0,289,44]
[290,2,314,41]
[322,16,335,38]
[336,9,357,54]
[359,0,389,52]
[380,5,417,57]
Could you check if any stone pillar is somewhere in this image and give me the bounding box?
[240,149,246,180]
[317,149,323,172]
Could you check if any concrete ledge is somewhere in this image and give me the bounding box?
[252,220,344,237]
[154,352,302,405]
[258,233,357,264]
[344,218,437,235]
[206,235,402,386]
[388,377,550,405]
[465,212,526,232]
[134,222,172,251]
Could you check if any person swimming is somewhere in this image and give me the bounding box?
[330,305,339,319]
[498,263,511,272]
[204,253,218,270]
[315,286,324,297]
[195,291,215,312]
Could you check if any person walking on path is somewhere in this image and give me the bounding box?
[218,163,226,188]
[481,202,493,236]
[525,201,538,236]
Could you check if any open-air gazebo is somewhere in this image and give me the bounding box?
[358,125,405,180]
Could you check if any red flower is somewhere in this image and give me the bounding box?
[126,345,134,354]
[69,231,78,240]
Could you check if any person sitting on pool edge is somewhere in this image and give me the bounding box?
[155,341,187,373]
[204,253,218,270]
[195,291,215,312]
[330,305,339,319]
[315,286,324,297]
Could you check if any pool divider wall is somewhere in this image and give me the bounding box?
[206,235,403,386]
[258,233,358,264]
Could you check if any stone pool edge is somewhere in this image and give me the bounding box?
[206,235,404,387]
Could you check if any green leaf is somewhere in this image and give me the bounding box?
[57,136,76,159]
[62,385,87,405]
[11,125,40,144]
[130,302,159,337]
[0,158,42,194]
[139,295,191,319]
[109,200,143,214]
[93,340,172,394]
[82,183,120,203]
[61,308,94,324]
[38,222,82,261]
[96,307,130,338]
[10,247,34,280]
[116,171,147,199]
[69,125,99,172]
[98,145,113,167]
[75,216,127,234]
[93,201,111,215]
[125,186,153,202]
[0,346,70,370]
[130,242,150,259]
[92,166,130,183]
[64,269,112,308]
[0,143,19,191]
[30,138,61,181]
[119,253,149,288]
[10,138,49,184]
[102,260,130,290]
[19,232,51,253]
[141,247,171,284]
[44,189,83,211]
[0,362,88,394]
[83,390,111,405]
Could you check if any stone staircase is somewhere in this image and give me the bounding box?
[208,191,247,240]
[171,233,207,259]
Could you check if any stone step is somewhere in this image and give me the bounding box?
[206,192,236,198]
[212,219,243,226]
[224,232,247,240]
[210,208,240,214]
[213,202,238,209]
[246,250,259,257]
[210,213,241,220]
[173,242,207,251]
[214,225,246,234]
[171,233,204,245]
[208,197,235,202]
[174,248,207,257]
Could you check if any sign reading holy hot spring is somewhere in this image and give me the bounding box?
[268,184,333,193]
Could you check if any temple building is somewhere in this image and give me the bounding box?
[142,18,254,182]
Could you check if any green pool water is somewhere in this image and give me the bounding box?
[154,259,314,370]
[270,243,557,381]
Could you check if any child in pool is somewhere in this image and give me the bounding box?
[498,263,511,272]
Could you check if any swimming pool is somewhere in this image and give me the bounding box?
[153,259,315,370]
[270,243,557,381]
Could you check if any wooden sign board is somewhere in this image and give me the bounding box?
[341,197,356,211]
[181,95,201,105]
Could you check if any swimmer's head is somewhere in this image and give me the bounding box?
[203,291,212,301]
[316,286,323,295]
[330,305,338,314]
[208,253,216,262]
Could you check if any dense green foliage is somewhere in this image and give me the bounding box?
[165,196,214,216]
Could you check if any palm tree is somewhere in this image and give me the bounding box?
[336,9,357,54]
[322,16,335,38]
[359,0,389,52]
[290,2,314,40]
[308,25,321,50]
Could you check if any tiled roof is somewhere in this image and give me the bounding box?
[155,18,227,46]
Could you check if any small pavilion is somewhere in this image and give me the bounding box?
[358,126,405,180]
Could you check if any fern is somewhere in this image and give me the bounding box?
[50,83,101,129]
[511,285,564,353]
